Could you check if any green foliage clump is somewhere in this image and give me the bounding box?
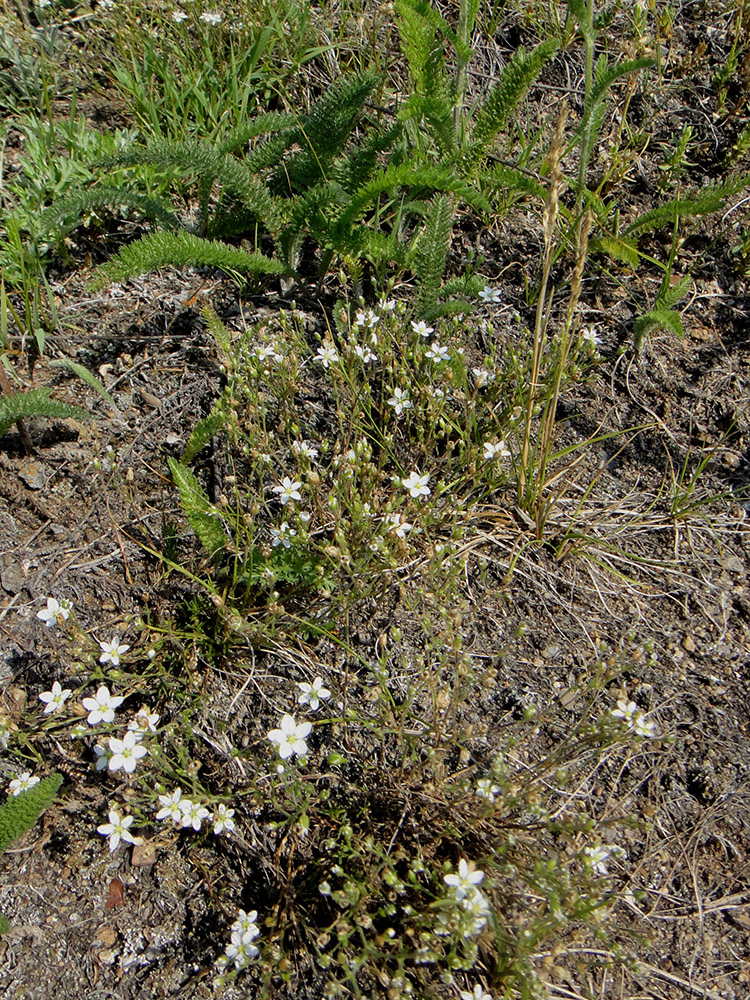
[0,774,62,934]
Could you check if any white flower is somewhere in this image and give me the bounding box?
[461,986,493,1000]
[36,597,72,628]
[633,713,657,738]
[97,807,141,852]
[472,367,494,389]
[385,513,413,539]
[271,477,303,505]
[98,0,115,9]
[254,344,283,364]
[8,772,40,796]
[128,707,160,734]
[69,723,88,739]
[108,731,148,774]
[478,285,502,304]
[270,522,297,549]
[411,320,434,338]
[444,859,484,900]
[156,788,185,825]
[476,778,500,802]
[0,717,10,749]
[580,325,601,347]
[483,439,511,461]
[460,885,492,933]
[355,308,380,328]
[425,342,450,363]
[402,471,431,498]
[388,387,412,415]
[93,743,111,771]
[180,799,210,831]
[232,909,259,939]
[199,11,222,25]
[39,680,72,714]
[611,699,656,737]
[378,297,396,312]
[354,344,377,363]
[291,441,318,460]
[99,636,130,666]
[82,686,125,725]
[583,844,625,875]
[225,929,259,969]
[172,9,188,21]
[315,343,340,368]
[297,677,331,711]
[267,713,312,759]
[212,803,236,835]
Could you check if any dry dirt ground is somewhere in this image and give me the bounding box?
[1,5,750,1000]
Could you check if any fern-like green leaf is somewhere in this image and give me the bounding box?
[467,40,558,168]
[593,235,639,267]
[90,231,289,289]
[215,111,297,156]
[0,774,62,855]
[411,194,455,318]
[658,273,692,309]
[168,457,226,557]
[276,71,380,194]
[182,397,229,464]
[0,389,90,439]
[40,185,177,236]
[332,163,489,244]
[633,307,685,350]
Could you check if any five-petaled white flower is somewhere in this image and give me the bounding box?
[172,8,188,21]
[388,387,412,415]
[199,11,222,24]
[36,597,72,628]
[180,798,210,831]
[611,699,656,737]
[128,707,160,735]
[355,308,380,329]
[476,778,500,802]
[425,342,450,363]
[314,343,339,368]
[233,909,259,940]
[8,772,40,796]
[478,285,502,304]
[297,677,331,711]
[411,320,434,338]
[402,471,431,498]
[354,343,377,363]
[580,325,601,347]
[267,713,312,759]
[212,803,236,835]
[444,858,485,900]
[108,731,148,774]
[97,807,142,853]
[82,686,125,725]
[270,522,297,548]
[386,513,413,539]
[583,844,625,875]
[99,636,130,666]
[461,986,493,1000]
[271,477,303,505]
[483,439,511,461]
[155,788,185,825]
[39,680,72,714]
[378,297,396,312]
[291,441,318,460]
[225,929,259,969]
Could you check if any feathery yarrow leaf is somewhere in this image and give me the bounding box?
[168,458,227,557]
[90,231,288,288]
[0,389,90,439]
